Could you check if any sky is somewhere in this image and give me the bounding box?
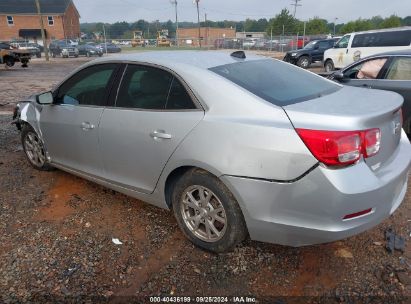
[72,0,410,24]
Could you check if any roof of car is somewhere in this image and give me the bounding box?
[347,26,411,35]
[97,50,264,70]
[374,49,411,56]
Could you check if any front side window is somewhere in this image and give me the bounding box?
[335,35,350,49]
[385,57,411,80]
[7,16,13,25]
[56,64,117,106]
[48,16,54,26]
[343,58,387,79]
[210,59,340,106]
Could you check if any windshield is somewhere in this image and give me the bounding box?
[210,59,340,106]
[303,41,317,49]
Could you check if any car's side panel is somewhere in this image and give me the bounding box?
[98,109,204,194]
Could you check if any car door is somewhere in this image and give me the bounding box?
[99,64,204,194]
[312,41,329,62]
[40,63,119,176]
[331,34,352,69]
[375,56,411,131]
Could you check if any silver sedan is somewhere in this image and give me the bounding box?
[14,51,411,253]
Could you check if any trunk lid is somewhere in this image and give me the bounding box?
[283,86,403,170]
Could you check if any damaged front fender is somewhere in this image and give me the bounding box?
[12,95,43,139]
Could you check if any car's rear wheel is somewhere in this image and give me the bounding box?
[21,125,53,171]
[297,56,310,69]
[324,59,335,72]
[172,169,247,253]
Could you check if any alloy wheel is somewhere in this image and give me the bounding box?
[24,132,46,167]
[180,185,227,242]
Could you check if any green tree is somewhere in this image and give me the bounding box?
[267,8,297,35]
[340,19,373,34]
[305,17,329,35]
[402,16,411,26]
[380,15,402,28]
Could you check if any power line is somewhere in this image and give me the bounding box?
[291,0,302,18]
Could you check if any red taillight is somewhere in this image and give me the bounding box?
[296,128,381,167]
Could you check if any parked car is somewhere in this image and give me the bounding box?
[49,40,79,58]
[97,43,122,53]
[0,42,31,67]
[284,38,339,68]
[287,37,310,50]
[27,42,44,53]
[324,27,411,72]
[10,42,41,58]
[242,39,256,49]
[13,51,410,253]
[328,50,411,136]
[77,44,103,57]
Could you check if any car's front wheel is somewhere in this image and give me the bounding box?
[324,59,335,72]
[21,125,53,171]
[172,169,248,253]
[297,56,310,69]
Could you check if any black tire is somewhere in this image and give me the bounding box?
[324,59,335,72]
[36,53,41,58]
[74,54,79,58]
[4,56,15,67]
[172,168,248,253]
[21,125,53,171]
[297,56,310,69]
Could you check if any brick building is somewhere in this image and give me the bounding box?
[0,0,80,43]
[177,27,236,47]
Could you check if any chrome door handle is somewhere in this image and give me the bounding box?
[81,122,95,130]
[150,130,172,140]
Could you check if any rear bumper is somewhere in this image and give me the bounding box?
[221,131,411,247]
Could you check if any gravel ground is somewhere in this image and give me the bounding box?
[0,56,410,303]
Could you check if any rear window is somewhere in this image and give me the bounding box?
[209,59,340,106]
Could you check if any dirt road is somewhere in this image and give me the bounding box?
[0,57,410,303]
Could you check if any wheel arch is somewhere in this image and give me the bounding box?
[163,164,223,209]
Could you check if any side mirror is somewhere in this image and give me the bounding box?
[37,91,54,105]
[333,71,345,80]
[314,44,319,50]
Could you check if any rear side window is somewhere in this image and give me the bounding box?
[385,57,411,80]
[210,59,340,106]
[116,65,172,109]
[166,78,196,110]
[352,31,411,48]
[116,65,196,110]
[318,41,330,49]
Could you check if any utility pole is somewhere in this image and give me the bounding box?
[103,24,108,55]
[291,0,302,18]
[204,13,208,48]
[333,17,338,36]
[303,21,306,48]
[194,0,201,48]
[170,0,179,47]
[35,0,49,61]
